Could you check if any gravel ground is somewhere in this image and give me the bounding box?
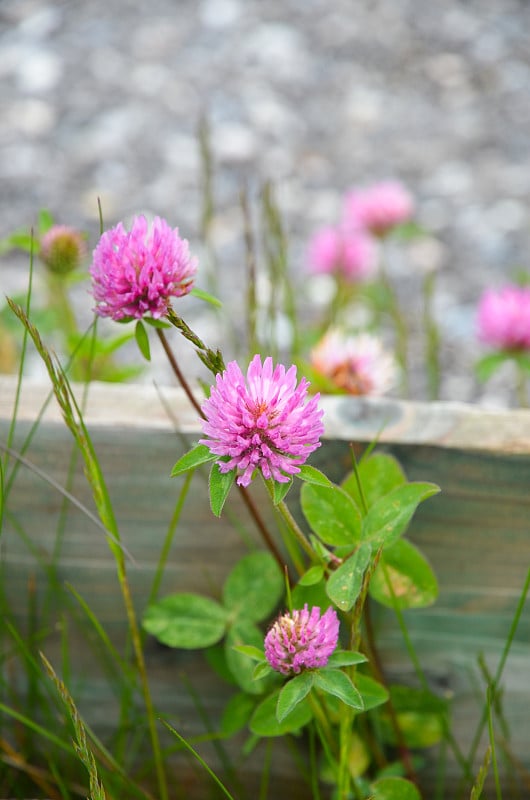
[1,0,530,405]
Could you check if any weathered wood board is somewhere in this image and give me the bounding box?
[2,377,530,797]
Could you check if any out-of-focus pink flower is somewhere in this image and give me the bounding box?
[306,224,378,282]
[200,354,324,487]
[264,605,340,675]
[477,285,530,351]
[90,215,197,321]
[40,225,86,275]
[343,181,414,236]
[311,330,398,395]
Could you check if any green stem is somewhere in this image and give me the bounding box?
[276,497,315,562]
[148,470,194,605]
[486,686,502,800]
[158,325,285,571]
[307,692,336,758]
[464,563,530,786]
[515,363,528,408]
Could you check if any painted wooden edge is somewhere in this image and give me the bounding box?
[2,375,530,453]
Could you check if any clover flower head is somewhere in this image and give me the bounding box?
[306,224,378,282]
[477,285,530,351]
[311,330,398,396]
[264,605,340,675]
[90,215,197,321]
[40,225,86,275]
[343,181,414,236]
[200,355,324,487]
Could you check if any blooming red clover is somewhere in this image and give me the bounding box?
[90,215,197,321]
[264,605,340,675]
[200,354,324,488]
[477,285,530,352]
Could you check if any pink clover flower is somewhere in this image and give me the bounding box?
[264,605,340,675]
[200,355,324,487]
[90,215,197,321]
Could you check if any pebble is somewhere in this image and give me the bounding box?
[1,0,530,407]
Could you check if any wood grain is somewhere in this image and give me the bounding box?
[2,376,530,796]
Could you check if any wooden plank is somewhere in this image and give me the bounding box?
[2,375,530,795]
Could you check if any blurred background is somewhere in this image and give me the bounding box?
[1,0,530,403]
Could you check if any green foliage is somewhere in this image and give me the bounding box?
[355,673,389,711]
[171,443,218,476]
[223,551,284,622]
[369,539,438,609]
[249,689,313,737]
[370,776,422,800]
[326,542,372,611]
[143,551,283,697]
[361,482,440,549]
[342,453,406,509]
[277,671,315,721]
[301,481,362,546]
[142,593,228,648]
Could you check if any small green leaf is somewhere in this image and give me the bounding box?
[135,320,151,361]
[514,351,530,374]
[223,552,283,623]
[209,463,236,516]
[326,542,372,611]
[225,621,274,695]
[38,208,54,233]
[220,692,256,737]
[250,689,313,737]
[369,539,438,609]
[342,453,406,509]
[253,661,274,681]
[301,482,362,547]
[361,482,440,548]
[232,644,265,662]
[298,566,325,587]
[272,478,292,505]
[144,316,171,329]
[297,464,333,488]
[291,578,331,612]
[475,351,511,381]
[277,672,314,722]
[370,776,421,800]
[313,669,364,710]
[171,443,217,476]
[381,686,448,747]
[355,673,389,710]
[326,650,368,669]
[142,593,227,649]
[191,286,223,308]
